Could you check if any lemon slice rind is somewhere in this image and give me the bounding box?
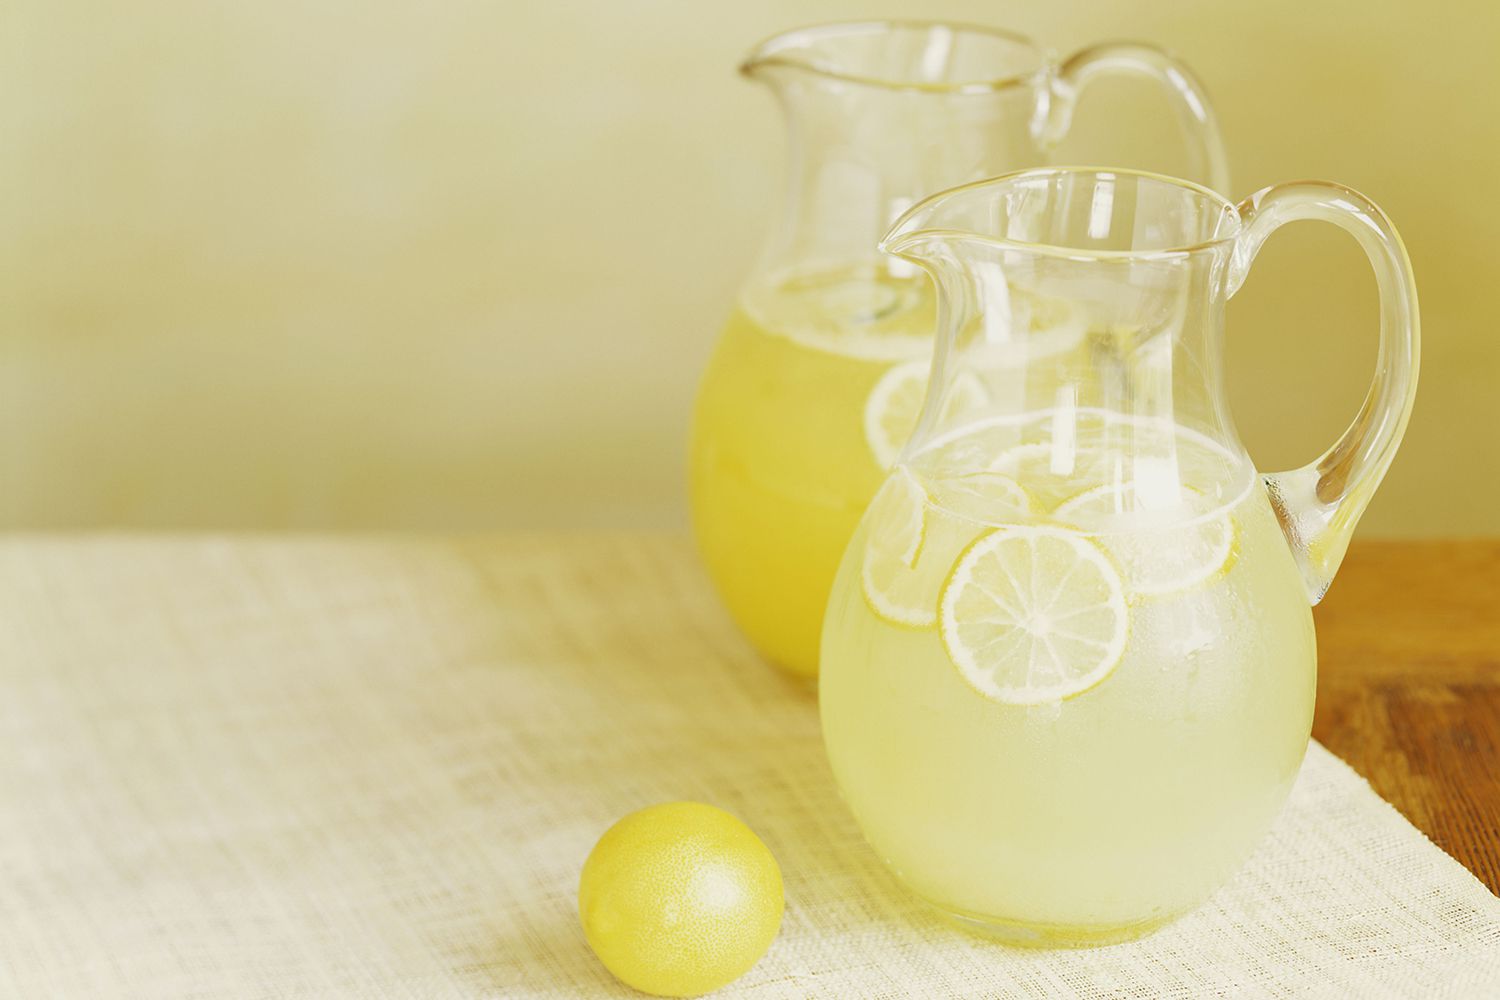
[1054,484,1239,598]
[864,362,989,470]
[860,470,937,626]
[939,525,1129,705]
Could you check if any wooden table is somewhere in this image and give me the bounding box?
[1312,540,1500,892]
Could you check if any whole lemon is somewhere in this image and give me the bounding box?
[578,802,784,997]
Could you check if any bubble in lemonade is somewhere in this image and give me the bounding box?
[689,267,945,676]
[819,409,1317,943]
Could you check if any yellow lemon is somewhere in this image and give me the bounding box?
[578,802,783,997]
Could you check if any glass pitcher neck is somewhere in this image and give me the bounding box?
[742,21,1049,94]
[743,22,1055,290]
[886,169,1247,482]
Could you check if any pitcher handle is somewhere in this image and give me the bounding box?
[1037,43,1231,195]
[1227,182,1421,604]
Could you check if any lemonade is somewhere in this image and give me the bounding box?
[688,269,938,675]
[819,410,1317,943]
[688,269,1081,675]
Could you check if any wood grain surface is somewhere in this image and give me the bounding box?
[1312,540,1500,893]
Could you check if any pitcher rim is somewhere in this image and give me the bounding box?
[882,166,1242,263]
[741,19,1049,95]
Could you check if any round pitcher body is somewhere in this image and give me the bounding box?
[820,424,1315,943]
[817,165,1417,947]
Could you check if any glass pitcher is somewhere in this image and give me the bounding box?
[820,167,1419,945]
[689,21,1229,676]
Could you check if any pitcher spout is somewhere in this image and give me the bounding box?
[740,29,835,84]
[738,39,806,85]
[878,198,973,264]
[741,21,1048,93]
[740,23,861,88]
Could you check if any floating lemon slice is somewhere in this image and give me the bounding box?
[988,441,1116,480]
[979,413,1248,511]
[872,468,927,567]
[864,361,932,470]
[930,471,1036,519]
[860,470,933,625]
[864,361,988,469]
[1082,415,1245,499]
[964,288,1091,368]
[986,442,1124,510]
[939,526,1128,705]
[861,469,977,628]
[1054,483,1238,597]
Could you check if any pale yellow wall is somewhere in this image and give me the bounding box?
[2,1,1496,534]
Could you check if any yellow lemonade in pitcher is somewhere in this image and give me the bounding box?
[819,410,1317,942]
[688,268,939,675]
[690,268,1083,675]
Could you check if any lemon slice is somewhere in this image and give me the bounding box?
[1055,410,1244,493]
[864,361,931,470]
[864,362,988,469]
[939,526,1128,704]
[869,468,927,567]
[861,470,976,628]
[987,442,1124,510]
[916,415,1030,476]
[988,441,1112,480]
[961,288,1090,370]
[931,471,1035,520]
[1055,483,1237,597]
[983,414,1246,509]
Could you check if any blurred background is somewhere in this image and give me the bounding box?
[3,0,1495,534]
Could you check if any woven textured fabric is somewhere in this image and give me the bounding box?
[0,534,1496,999]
